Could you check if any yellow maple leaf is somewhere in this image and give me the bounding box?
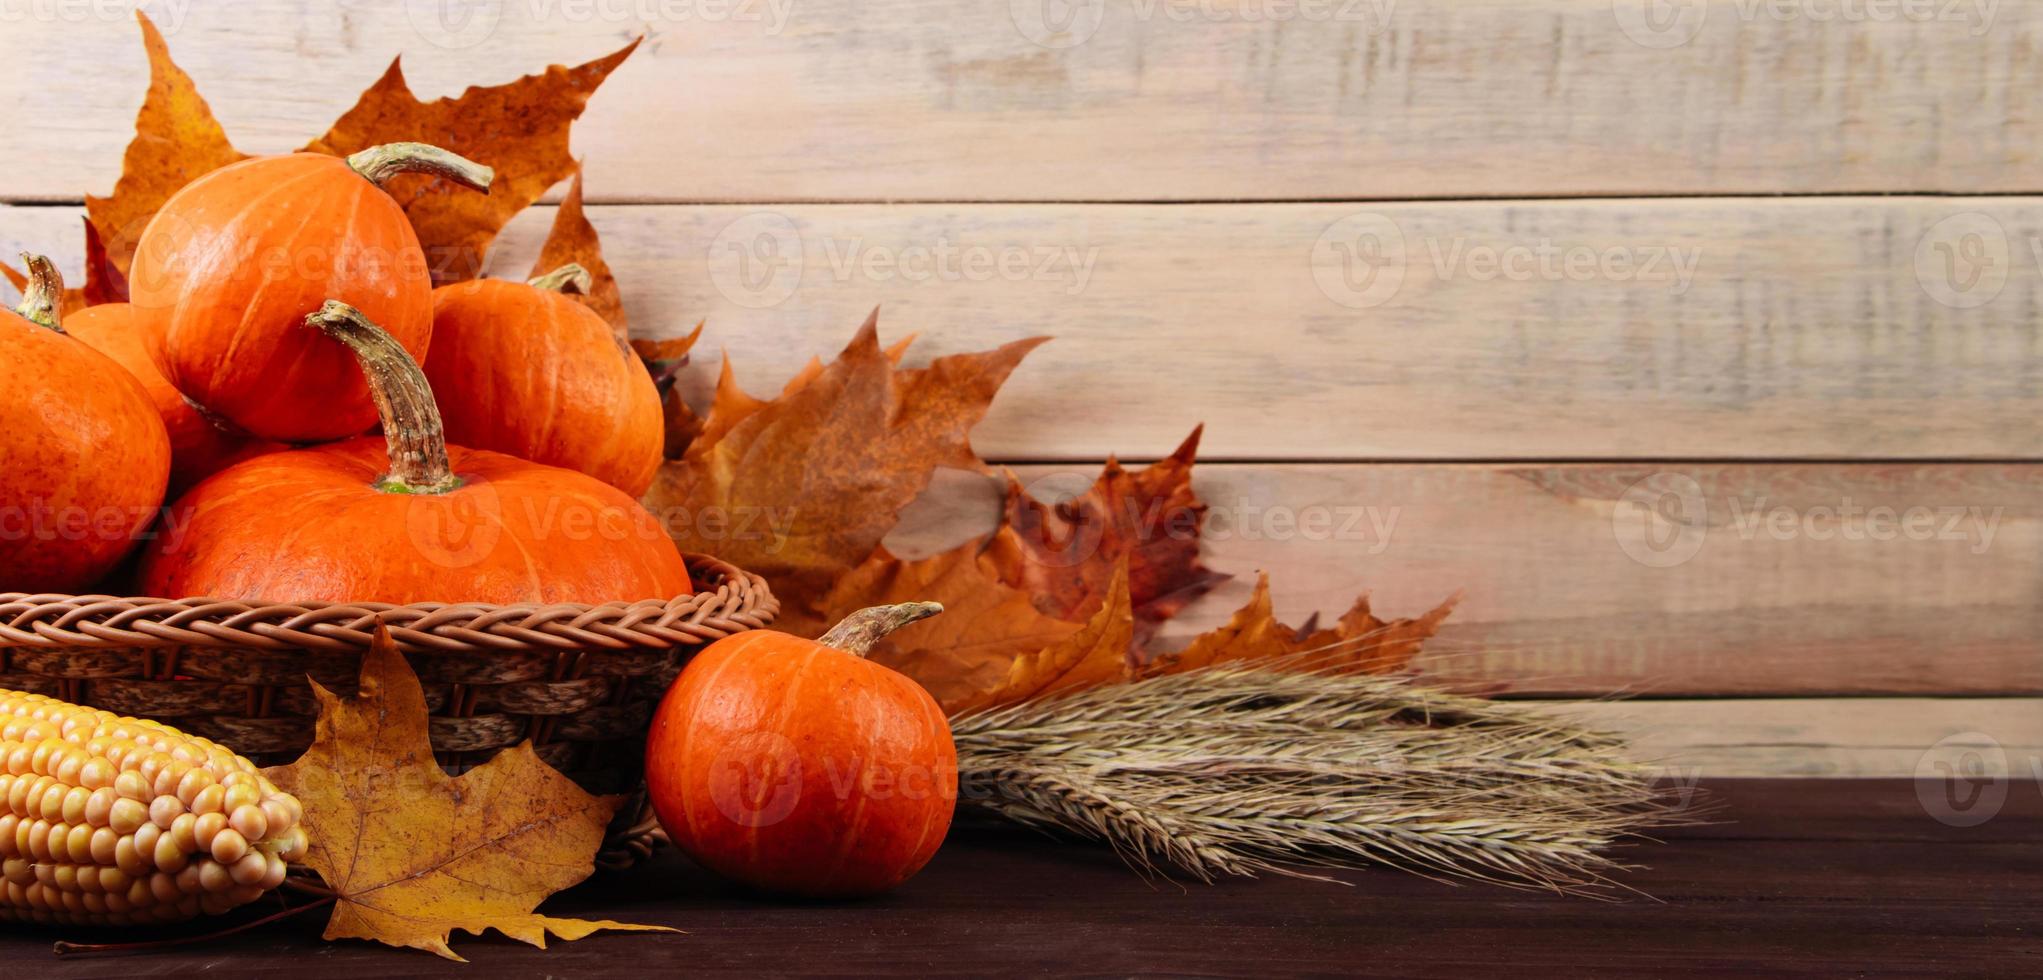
[266,628,670,961]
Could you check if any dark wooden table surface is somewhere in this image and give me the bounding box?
[5,779,2037,977]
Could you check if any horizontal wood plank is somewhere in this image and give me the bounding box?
[10,790,2043,976]
[6,198,2041,461]
[1560,698,2043,778]
[891,462,2043,696]
[3,1,2041,202]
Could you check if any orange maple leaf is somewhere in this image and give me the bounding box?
[266,628,668,961]
[984,426,1229,644]
[1146,573,1459,678]
[83,12,250,281]
[805,545,1135,715]
[644,312,1045,620]
[530,165,629,342]
[302,39,639,285]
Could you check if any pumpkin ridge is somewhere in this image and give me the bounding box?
[670,644,748,853]
[752,644,826,867]
[192,165,334,389]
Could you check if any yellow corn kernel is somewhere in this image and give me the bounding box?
[0,690,309,926]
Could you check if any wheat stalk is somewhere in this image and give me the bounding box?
[951,661,1691,895]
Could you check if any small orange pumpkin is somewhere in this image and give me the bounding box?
[136,300,692,605]
[0,256,171,592]
[130,143,492,444]
[424,265,664,496]
[645,603,958,898]
[65,303,278,494]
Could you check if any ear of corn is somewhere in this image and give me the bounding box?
[0,689,308,927]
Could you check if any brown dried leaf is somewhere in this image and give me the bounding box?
[84,12,250,278]
[266,628,668,962]
[303,40,639,285]
[1147,573,1459,678]
[633,321,703,377]
[645,312,1045,620]
[985,426,1228,641]
[530,166,627,342]
[810,546,1133,714]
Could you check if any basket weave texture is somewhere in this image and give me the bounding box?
[0,553,776,795]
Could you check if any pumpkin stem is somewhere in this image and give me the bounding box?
[818,603,945,658]
[304,301,462,495]
[529,264,592,296]
[12,253,63,332]
[345,142,495,195]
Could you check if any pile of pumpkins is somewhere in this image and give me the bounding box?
[0,142,689,603]
[0,142,958,900]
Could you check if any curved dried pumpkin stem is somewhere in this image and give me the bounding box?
[528,263,592,296]
[12,253,63,332]
[818,603,945,658]
[345,142,495,195]
[304,301,462,495]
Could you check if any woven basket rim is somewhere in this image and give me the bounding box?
[0,552,778,655]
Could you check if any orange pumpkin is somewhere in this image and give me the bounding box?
[425,265,664,496]
[136,300,693,605]
[645,603,958,898]
[0,256,171,593]
[65,303,279,494]
[129,143,493,443]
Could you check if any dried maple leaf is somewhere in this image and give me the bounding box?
[633,322,706,383]
[303,40,639,285]
[639,322,707,459]
[530,166,628,342]
[1146,573,1459,678]
[84,12,250,279]
[984,426,1229,643]
[806,545,1134,714]
[644,312,1045,620]
[266,628,668,962]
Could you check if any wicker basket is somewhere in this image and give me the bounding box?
[0,553,776,797]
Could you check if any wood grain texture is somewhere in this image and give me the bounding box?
[889,462,2043,696]
[3,1,2040,202]
[6,783,2037,976]
[1559,698,2043,778]
[7,198,2040,461]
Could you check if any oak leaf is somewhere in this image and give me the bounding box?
[531,165,629,342]
[807,545,1134,714]
[1146,573,1459,678]
[265,628,668,962]
[984,426,1228,642]
[84,12,250,280]
[303,40,639,285]
[644,311,1045,621]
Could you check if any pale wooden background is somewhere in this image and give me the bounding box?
[2,1,2037,777]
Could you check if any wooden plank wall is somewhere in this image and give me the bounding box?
[2,1,2038,776]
